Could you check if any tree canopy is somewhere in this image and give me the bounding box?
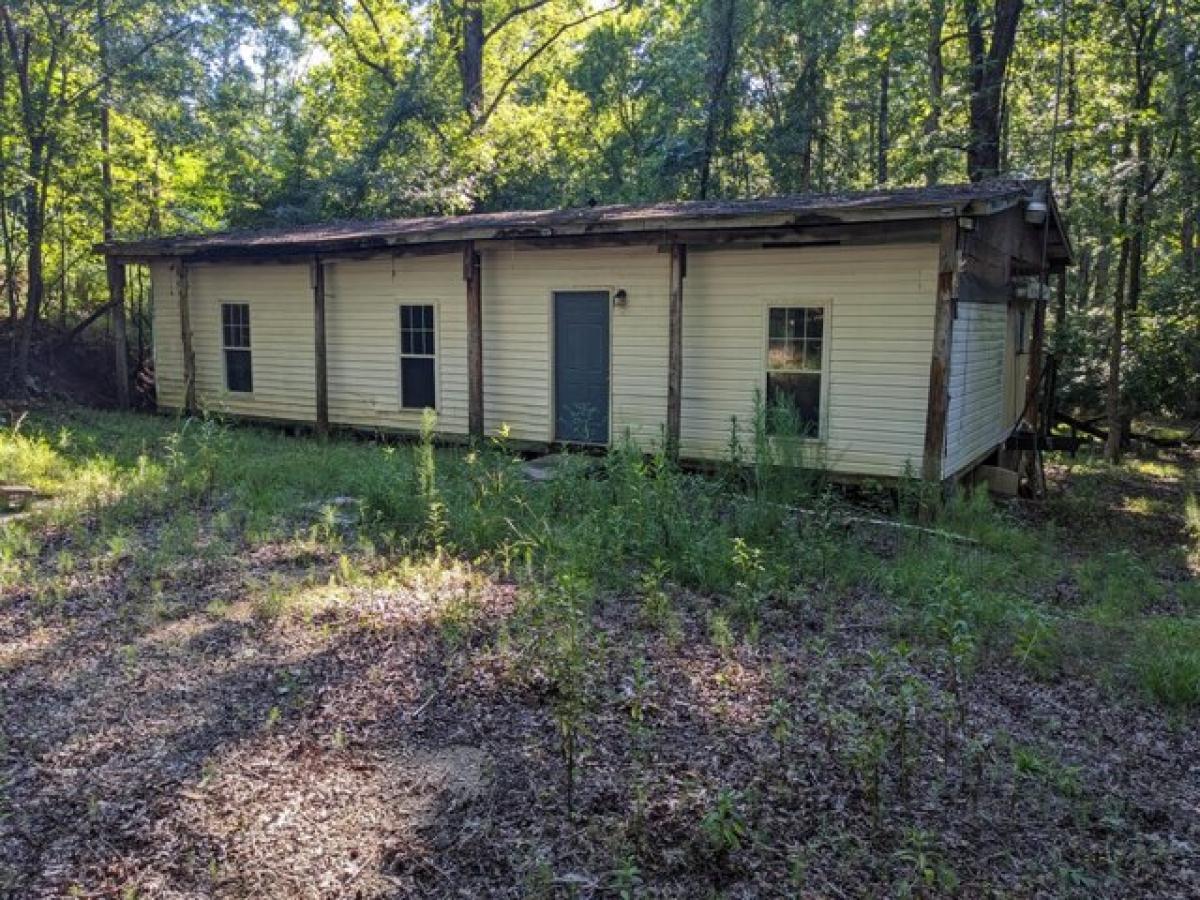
[0,0,1197,424]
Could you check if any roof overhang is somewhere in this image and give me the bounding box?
[97,180,1073,267]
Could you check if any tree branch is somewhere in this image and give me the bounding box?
[484,0,555,43]
[474,1,624,129]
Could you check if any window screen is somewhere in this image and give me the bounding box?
[221,303,252,393]
[766,306,823,437]
[400,304,436,409]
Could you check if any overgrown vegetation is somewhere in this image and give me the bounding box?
[1,405,1197,897]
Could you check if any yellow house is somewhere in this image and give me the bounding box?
[100,180,1071,483]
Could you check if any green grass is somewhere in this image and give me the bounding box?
[1,404,1197,714]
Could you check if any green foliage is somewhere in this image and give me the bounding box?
[1133,619,1200,709]
[699,789,748,857]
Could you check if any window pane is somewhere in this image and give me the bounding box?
[766,372,820,436]
[225,348,253,393]
[803,340,822,371]
[222,304,250,348]
[401,356,435,409]
[769,307,787,340]
[768,337,804,371]
[806,308,823,340]
[400,305,435,357]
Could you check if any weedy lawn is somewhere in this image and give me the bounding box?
[1,406,1197,898]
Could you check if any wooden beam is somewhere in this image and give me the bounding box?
[464,242,484,438]
[922,218,958,484]
[667,243,686,458]
[1021,284,1048,428]
[107,259,130,408]
[312,256,329,436]
[176,260,196,415]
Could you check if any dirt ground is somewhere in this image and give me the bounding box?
[1,437,1197,898]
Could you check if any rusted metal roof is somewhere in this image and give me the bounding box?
[99,178,1070,262]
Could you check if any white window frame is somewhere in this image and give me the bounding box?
[220,301,254,395]
[397,302,440,411]
[762,300,832,441]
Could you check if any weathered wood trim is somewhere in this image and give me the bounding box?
[922,218,959,483]
[1022,284,1048,427]
[103,219,949,265]
[107,258,129,408]
[464,241,484,438]
[175,259,196,414]
[667,243,686,458]
[312,256,329,436]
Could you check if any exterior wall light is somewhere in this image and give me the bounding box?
[613,289,629,308]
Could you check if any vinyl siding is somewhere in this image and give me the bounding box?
[325,256,469,433]
[150,241,942,478]
[1004,302,1032,427]
[944,301,1008,477]
[161,263,317,421]
[150,260,184,410]
[680,243,939,477]
[480,245,668,444]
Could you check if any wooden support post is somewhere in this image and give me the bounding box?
[464,242,484,438]
[176,259,196,415]
[922,218,958,485]
[1023,285,1048,430]
[667,243,686,459]
[107,258,129,408]
[312,256,329,436]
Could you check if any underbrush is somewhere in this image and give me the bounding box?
[2,405,1195,718]
[3,405,1197,895]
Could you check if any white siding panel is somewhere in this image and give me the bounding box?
[150,261,184,411]
[150,241,942,479]
[944,301,1008,476]
[480,246,669,445]
[184,263,316,421]
[325,256,468,434]
[680,243,939,477]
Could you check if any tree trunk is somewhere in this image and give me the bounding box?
[963,0,1024,180]
[877,47,890,185]
[1106,197,1130,464]
[924,0,946,185]
[15,157,46,390]
[460,0,484,118]
[98,0,129,407]
[698,0,737,200]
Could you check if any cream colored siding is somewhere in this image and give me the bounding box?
[944,301,1007,476]
[150,261,185,410]
[324,257,469,434]
[680,243,939,477]
[180,264,316,420]
[1004,302,1031,426]
[480,245,668,444]
[150,241,944,479]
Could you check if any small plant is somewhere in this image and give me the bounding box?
[637,559,680,640]
[891,828,959,897]
[413,408,447,549]
[537,574,598,821]
[610,855,642,899]
[699,789,748,859]
[708,611,734,656]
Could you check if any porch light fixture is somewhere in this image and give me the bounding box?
[613,289,629,308]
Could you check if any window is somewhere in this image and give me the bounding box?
[399,304,436,409]
[1015,306,1028,355]
[221,303,252,393]
[766,306,824,437]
